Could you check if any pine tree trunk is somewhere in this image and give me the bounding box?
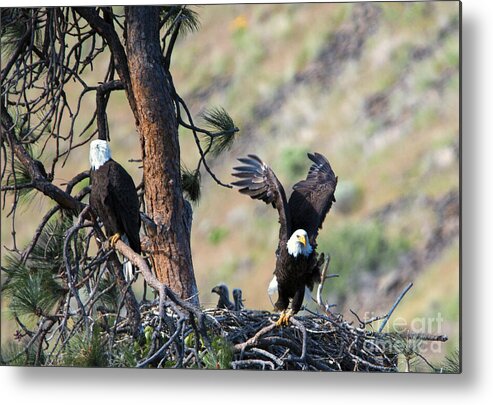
[124,6,198,304]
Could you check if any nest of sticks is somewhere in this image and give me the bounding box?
[119,299,446,371]
[108,244,447,371]
[208,308,397,371]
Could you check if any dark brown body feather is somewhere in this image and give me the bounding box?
[232,153,337,314]
[274,250,325,313]
[90,159,141,254]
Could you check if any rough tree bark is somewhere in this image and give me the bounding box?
[124,7,198,303]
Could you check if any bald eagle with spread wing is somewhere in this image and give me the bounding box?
[232,153,337,326]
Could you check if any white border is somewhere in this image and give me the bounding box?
[2,0,490,403]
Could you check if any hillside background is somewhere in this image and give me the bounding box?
[1,2,460,368]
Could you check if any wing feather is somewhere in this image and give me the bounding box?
[232,154,291,241]
[107,161,141,253]
[288,152,337,244]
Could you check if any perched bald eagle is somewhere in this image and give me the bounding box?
[89,140,141,281]
[232,153,337,325]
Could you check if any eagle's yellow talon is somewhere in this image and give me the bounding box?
[108,233,121,248]
[276,310,294,327]
[276,309,293,326]
[283,309,294,325]
[275,310,286,327]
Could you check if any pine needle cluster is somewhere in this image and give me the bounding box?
[201,107,239,157]
[2,215,73,318]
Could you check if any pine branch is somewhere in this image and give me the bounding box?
[200,107,239,157]
[174,95,233,189]
[75,7,138,123]
[160,6,200,35]
[1,107,85,213]
[0,9,32,83]
[181,165,201,203]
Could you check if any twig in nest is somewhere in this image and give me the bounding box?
[378,282,413,332]
[112,238,215,367]
[349,282,414,330]
[315,253,339,312]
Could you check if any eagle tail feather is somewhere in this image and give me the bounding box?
[121,234,136,282]
[123,259,135,283]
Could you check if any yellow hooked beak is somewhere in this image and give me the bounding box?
[298,234,306,246]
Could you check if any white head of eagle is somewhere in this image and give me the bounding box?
[90,140,112,171]
[287,229,313,257]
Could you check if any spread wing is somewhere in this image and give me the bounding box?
[288,152,337,244]
[231,154,291,242]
